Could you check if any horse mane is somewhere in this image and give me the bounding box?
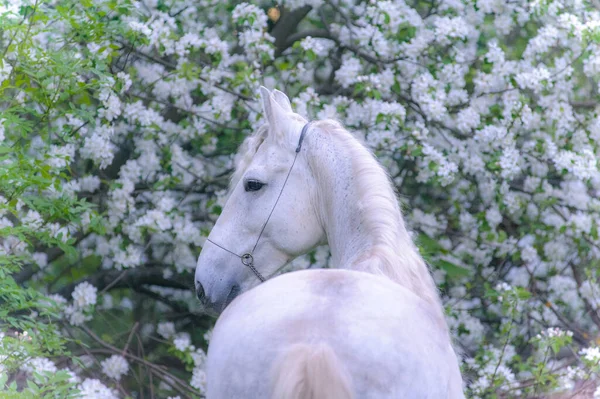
[230,118,442,311]
[311,120,442,310]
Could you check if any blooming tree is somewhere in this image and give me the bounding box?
[2,0,600,397]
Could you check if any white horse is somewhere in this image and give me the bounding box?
[195,87,465,398]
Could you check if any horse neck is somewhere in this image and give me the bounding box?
[307,122,444,316]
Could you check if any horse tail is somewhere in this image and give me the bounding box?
[270,342,353,399]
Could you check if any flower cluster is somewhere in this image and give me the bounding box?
[64,282,98,326]
[101,355,129,381]
[77,379,118,399]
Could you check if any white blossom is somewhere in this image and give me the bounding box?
[101,354,129,381]
[72,281,98,309]
[78,378,118,399]
[64,304,89,326]
[580,347,600,363]
[190,367,207,392]
[0,60,12,82]
[157,322,176,339]
[173,332,193,351]
[21,357,57,375]
[0,118,5,142]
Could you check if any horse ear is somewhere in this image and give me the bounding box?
[259,86,288,141]
[272,89,293,113]
[259,86,274,123]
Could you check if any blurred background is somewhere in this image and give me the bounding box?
[2,0,600,397]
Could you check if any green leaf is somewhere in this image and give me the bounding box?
[383,12,391,25]
[418,233,447,255]
[515,287,532,300]
[436,259,471,278]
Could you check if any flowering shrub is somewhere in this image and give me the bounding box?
[2,0,600,397]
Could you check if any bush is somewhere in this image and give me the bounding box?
[2,0,600,397]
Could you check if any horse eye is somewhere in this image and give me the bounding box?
[245,180,265,192]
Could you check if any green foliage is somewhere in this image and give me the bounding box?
[0,0,107,395]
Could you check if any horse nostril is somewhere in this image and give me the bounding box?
[196,281,205,301]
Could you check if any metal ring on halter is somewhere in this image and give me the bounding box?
[241,253,254,267]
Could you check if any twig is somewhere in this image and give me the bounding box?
[123,322,139,355]
[79,325,200,398]
[101,270,128,294]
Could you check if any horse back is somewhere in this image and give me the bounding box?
[206,269,463,399]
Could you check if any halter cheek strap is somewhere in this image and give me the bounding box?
[296,122,310,153]
[206,122,312,283]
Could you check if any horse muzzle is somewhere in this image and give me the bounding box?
[196,280,240,314]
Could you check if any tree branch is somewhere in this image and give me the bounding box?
[117,41,253,102]
[77,324,201,398]
[14,232,90,284]
[284,28,331,49]
[56,266,191,298]
[134,286,189,315]
[272,6,313,57]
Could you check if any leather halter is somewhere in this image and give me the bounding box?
[206,122,312,282]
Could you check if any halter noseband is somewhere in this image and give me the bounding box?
[206,122,312,282]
